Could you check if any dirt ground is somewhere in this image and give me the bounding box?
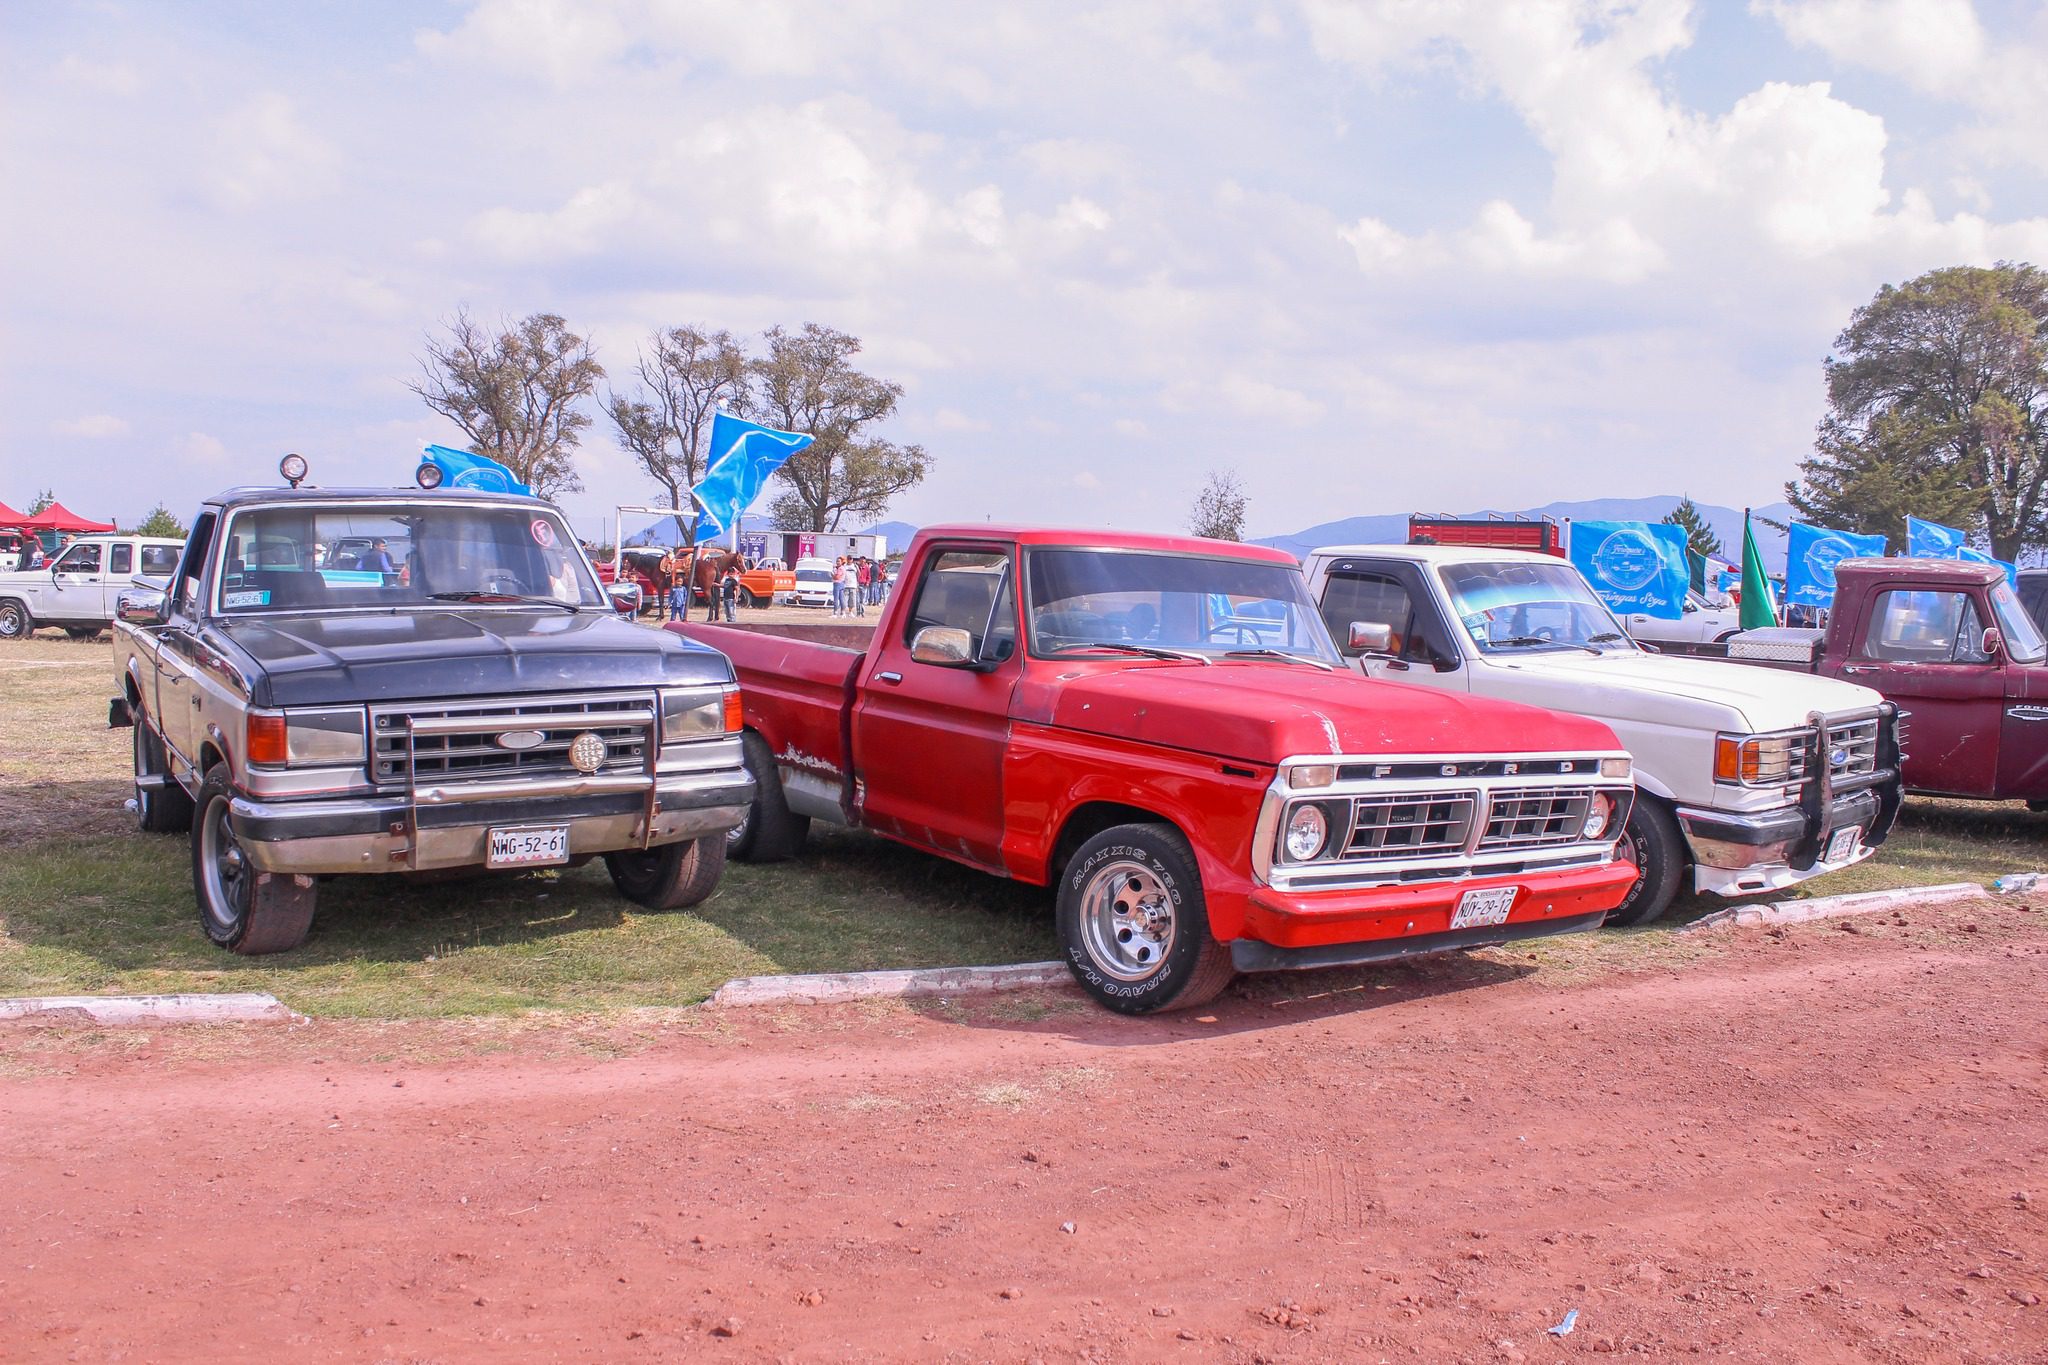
[4,894,2046,1364]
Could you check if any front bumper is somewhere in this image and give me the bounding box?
[230,769,754,875]
[1232,861,1636,970]
[1677,785,1892,897]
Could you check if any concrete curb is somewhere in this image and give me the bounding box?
[1680,881,1988,934]
[710,961,1074,1008]
[0,993,304,1026]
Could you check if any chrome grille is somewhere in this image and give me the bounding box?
[1479,787,1594,851]
[371,693,653,788]
[1343,793,1475,860]
[1788,716,1882,781]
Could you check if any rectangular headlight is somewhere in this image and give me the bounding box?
[1600,757,1631,780]
[285,708,367,766]
[661,686,738,743]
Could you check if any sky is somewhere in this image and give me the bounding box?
[6,0,2048,543]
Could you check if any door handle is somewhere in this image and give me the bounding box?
[1842,665,1879,675]
[876,671,903,685]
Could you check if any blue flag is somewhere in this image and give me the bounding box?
[419,444,532,496]
[690,413,815,539]
[1784,522,1887,607]
[1568,520,1690,620]
[1906,515,2016,587]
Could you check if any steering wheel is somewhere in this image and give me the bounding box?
[480,573,524,596]
[1532,626,1558,642]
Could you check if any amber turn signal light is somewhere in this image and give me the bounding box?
[723,689,744,733]
[246,713,289,767]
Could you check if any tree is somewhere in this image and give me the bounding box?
[1188,470,1248,541]
[751,324,929,531]
[1788,263,2048,560]
[131,504,186,538]
[410,310,605,499]
[601,327,749,549]
[25,488,52,516]
[1659,495,1722,559]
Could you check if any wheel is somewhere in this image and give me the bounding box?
[606,835,726,910]
[191,766,315,953]
[133,720,194,834]
[0,600,31,640]
[1056,822,1234,1014]
[1605,795,1685,926]
[65,626,102,640]
[726,731,809,863]
[742,589,761,608]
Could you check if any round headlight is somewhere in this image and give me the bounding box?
[415,460,444,489]
[278,453,308,486]
[1581,793,1614,841]
[1284,803,1329,861]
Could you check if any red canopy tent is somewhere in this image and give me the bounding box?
[0,501,25,527]
[17,501,115,533]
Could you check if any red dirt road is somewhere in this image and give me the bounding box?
[4,901,2047,1363]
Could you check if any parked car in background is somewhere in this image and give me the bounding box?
[1621,589,1742,656]
[0,533,184,640]
[789,556,834,608]
[1301,544,1903,925]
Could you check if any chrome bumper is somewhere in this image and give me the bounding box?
[230,768,753,875]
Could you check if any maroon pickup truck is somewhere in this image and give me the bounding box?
[674,525,1643,1014]
[1728,558,2048,802]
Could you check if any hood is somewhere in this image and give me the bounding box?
[212,609,733,708]
[1472,649,1885,730]
[1033,662,1622,765]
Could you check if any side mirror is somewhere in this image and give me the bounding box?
[1982,626,2004,659]
[910,625,976,667]
[1683,600,1698,614]
[608,584,641,615]
[1347,621,1394,655]
[118,588,167,627]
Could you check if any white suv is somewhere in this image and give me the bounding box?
[0,534,185,640]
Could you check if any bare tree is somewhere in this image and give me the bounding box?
[411,310,605,499]
[1188,470,1249,541]
[752,323,930,531]
[602,327,749,548]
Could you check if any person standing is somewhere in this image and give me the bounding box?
[829,557,845,617]
[655,548,677,620]
[854,557,871,618]
[720,565,739,623]
[669,550,690,619]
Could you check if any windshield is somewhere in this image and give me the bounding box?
[213,502,602,614]
[1990,579,2048,663]
[1439,560,1635,653]
[795,568,830,583]
[1024,548,1338,662]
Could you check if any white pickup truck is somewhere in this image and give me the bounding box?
[0,534,185,640]
[1300,545,1905,924]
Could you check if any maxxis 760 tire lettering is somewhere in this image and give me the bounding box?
[1605,795,1685,927]
[1056,822,1234,1015]
[605,834,727,910]
[191,766,315,954]
[133,720,195,834]
[726,730,809,863]
[0,600,31,640]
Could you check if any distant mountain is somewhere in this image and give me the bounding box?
[858,521,919,554]
[1254,497,1797,570]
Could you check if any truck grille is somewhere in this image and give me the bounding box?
[371,693,653,788]
[1789,716,1882,782]
[1479,787,1595,851]
[1344,793,1475,860]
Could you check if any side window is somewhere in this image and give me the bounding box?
[54,543,103,574]
[1321,572,1415,657]
[141,545,181,574]
[1861,590,1980,663]
[171,514,217,617]
[109,544,134,576]
[905,549,1013,661]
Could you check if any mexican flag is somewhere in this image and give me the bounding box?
[1739,510,1779,631]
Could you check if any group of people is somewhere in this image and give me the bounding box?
[830,555,887,617]
[654,547,745,623]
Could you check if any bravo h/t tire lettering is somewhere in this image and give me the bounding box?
[1056,822,1233,1015]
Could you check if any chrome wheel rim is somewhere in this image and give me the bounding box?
[1079,858,1175,982]
[0,606,22,638]
[199,796,249,935]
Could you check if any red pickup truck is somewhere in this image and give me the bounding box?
[1729,558,2048,803]
[676,526,1640,1013]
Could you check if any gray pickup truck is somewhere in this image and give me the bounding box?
[109,463,755,953]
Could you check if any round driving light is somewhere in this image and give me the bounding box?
[278,453,308,487]
[1284,803,1329,861]
[415,460,444,489]
[568,731,608,774]
[1581,794,1613,841]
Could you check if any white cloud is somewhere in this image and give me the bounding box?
[53,414,129,438]
[1754,0,1986,95]
[178,433,227,464]
[209,93,337,208]
[930,408,991,432]
[53,55,140,96]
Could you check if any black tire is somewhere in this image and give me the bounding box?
[65,626,102,641]
[1606,795,1685,926]
[742,589,761,608]
[605,835,727,910]
[133,720,194,834]
[0,599,31,640]
[191,766,315,954]
[726,730,809,863]
[1056,822,1234,1015]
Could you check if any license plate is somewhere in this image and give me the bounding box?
[1825,827,1861,865]
[487,825,569,868]
[1451,886,1519,930]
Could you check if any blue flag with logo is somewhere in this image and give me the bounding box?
[1784,522,1887,607]
[1906,515,2016,587]
[690,413,815,539]
[419,444,532,496]
[1568,520,1690,619]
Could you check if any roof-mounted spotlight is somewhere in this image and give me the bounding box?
[279,453,309,488]
[415,461,444,489]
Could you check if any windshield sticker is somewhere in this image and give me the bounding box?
[530,518,557,549]
[223,590,270,608]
